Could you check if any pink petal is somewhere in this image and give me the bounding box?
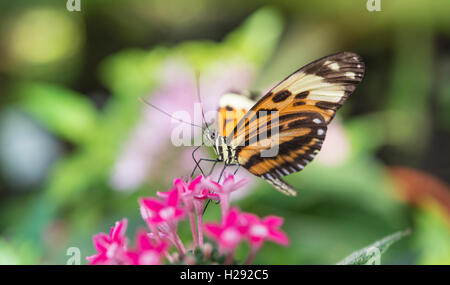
[232,178,248,191]
[140,205,153,220]
[202,178,221,192]
[174,208,185,219]
[174,178,188,193]
[141,198,164,212]
[268,229,289,246]
[263,216,284,228]
[221,176,234,193]
[156,191,170,198]
[150,215,165,224]
[188,175,203,191]
[136,231,153,250]
[155,241,168,254]
[248,235,264,247]
[166,189,179,207]
[125,251,140,265]
[241,213,259,225]
[224,208,240,226]
[86,253,107,265]
[111,219,128,241]
[207,192,220,200]
[204,224,223,239]
[92,233,110,252]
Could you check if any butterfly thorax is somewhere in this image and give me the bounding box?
[213,135,238,165]
[204,128,238,165]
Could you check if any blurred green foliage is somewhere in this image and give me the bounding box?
[0,0,449,264]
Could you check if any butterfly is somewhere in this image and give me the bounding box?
[200,52,365,196]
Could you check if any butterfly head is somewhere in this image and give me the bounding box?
[204,128,217,146]
[204,127,227,161]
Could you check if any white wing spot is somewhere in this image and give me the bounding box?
[275,169,283,177]
[318,129,325,136]
[345,72,356,79]
[313,118,322,124]
[327,62,340,71]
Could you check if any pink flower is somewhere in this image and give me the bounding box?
[126,231,168,265]
[213,173,247,217]
[171,175,218,247]
[140,189,187,255]
[204,208,247,252]
[198,176,221,200]
[140,189,185,225]
[86,219,129,265]
[241,214,289,248]
[172,175,219,202]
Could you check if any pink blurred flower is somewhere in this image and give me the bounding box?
[213,173,247,217]
[126,231,168,265]
[140,189,187,255]
[242,213,289,248]
[172,175,219,247]
[204,208,247,253]
[140,189,185,225]
[241,213,289,264]
[86,219,129,265]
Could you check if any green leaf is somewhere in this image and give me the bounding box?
[337,229,411,265]
[16,82,98,144]
[224,7,283,65]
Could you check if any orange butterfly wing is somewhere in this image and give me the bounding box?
[228,52,365,195]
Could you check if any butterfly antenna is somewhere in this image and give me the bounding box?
[195,71,210,131]
[139,97,203,129]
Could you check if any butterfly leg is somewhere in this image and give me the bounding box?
[191,146,202,177]
[191,158,217,178]
[233,165,241,175]
[203,162,227,215]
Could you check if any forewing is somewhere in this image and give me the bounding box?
[230,52,365,195]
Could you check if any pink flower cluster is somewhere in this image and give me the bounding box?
[87,174,288,265]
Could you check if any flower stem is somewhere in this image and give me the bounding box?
[188,213,199,247]
[147,223,161,243]
[245,246,260,265]
[197,212,204,247]
[220,194,230,218]
[173,232,186,257]
[225,250,235,265]
[194,201,204,248]
[164,252,174,264]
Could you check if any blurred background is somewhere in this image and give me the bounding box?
[0,0,449,265]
